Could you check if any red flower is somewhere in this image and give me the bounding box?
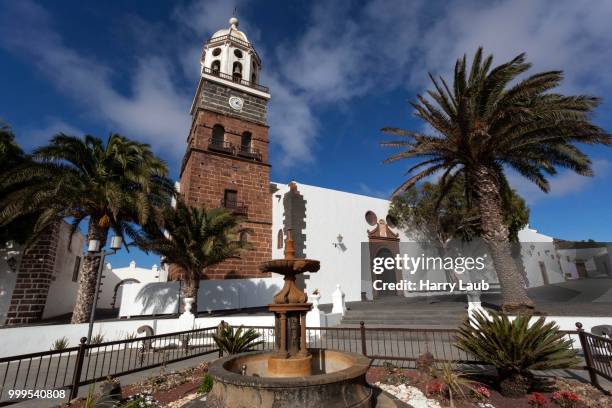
[472,385,491,400]
[528,392,549,407]
[426,379,445,395]
[551,390,580,407]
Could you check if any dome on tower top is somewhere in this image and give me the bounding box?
[211,16,249,43]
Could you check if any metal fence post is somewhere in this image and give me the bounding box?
[576,322,601,389]
[69,337,88,401]
[360,321,367,356]
[218,320,224,358]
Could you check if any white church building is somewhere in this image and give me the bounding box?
[114,17,612,318]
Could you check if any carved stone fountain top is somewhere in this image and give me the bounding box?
[260,229,320,304]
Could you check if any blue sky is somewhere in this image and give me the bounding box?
[1,0,611,269]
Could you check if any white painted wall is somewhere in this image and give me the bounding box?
[42,222,86,319]
[97,261,166,310]
[0,221,85,323]
[557,246,611,279]
[0,314,274,358]
[271,181,410,305]
[0,242,21,325]
[118,276,284,317]
[518,226,565,287]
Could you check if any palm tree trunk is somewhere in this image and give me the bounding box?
[471,166,534,314]
[71,220,108,324]
[181,276,200,315]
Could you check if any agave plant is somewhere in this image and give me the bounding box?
[455,310,579,396]
[212,325,263,355]
[437,363,475,408]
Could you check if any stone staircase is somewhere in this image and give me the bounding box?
[339,295,471,329]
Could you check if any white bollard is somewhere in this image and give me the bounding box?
[331,284,347,315]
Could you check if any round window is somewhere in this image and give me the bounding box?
[386,215,396,228]
[212,48,221,56]
[365,211,377,226]
[234,49,243,58]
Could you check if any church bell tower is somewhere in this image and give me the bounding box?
[179,17,272,279]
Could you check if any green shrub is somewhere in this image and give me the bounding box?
[197,374,213,395]
[51,336,69,351]
[455,310,579,397]
[91,333,105,345]
[212,324,263,355]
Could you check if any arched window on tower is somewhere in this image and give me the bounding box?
[241,131,252,152]
[232,62,242,82]
[251,62,258,84]
[211,124,224,147]
[211,60,220,75]
[277,229,284,249]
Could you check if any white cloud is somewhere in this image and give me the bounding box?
[21,118,83,150]
[507,159,610,204]
[414,0,612,94]
[2,0,611,172]
[0,0,189,158]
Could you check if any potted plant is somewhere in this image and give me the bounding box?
[456,310,579,397]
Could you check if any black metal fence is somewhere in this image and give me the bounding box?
[576,322,612,390]
[0,326,221,406]
[0,322,607,405]
[300,324,580,368]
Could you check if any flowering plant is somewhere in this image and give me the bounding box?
[426,379,445,395]
[551,390,580,407]
[528,392,549,406]
[472,385,491,401]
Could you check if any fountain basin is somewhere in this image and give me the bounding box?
[208,349,372,407]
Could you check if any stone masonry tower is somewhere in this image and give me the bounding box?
[178,17,272,279]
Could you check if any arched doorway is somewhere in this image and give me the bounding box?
[111,278,140,309]
[374,248,398,296]
[367,219,401,298]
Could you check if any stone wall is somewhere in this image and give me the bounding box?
[198,79,267,125]
[178,99,272,279]
[5,224,60,325]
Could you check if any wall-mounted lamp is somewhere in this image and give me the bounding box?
[333,234,344,248]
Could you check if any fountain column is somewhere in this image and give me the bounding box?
[260,229,320,377]
[299,313,308,356]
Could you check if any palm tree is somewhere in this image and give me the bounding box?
[0,133,174,323]
[0,123,42,245]
[381,48,610,313]
[134,200,250,313]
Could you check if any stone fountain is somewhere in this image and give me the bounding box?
[263,229,320,377]
[207,230,372,407]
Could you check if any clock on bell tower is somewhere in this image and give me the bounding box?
[178,16,272,279]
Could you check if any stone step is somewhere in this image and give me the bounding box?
[342,312,466,319]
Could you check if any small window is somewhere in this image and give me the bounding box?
[241,132,252,149]
[212,124,224,145]
[224,189,238,207]
[234,49,243,58]
[212,48,222,56]
[72,256,81,282]
[277,229,284,249]
[211,60,221,74]
[365,210,377,226]
[240,231,249,243]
